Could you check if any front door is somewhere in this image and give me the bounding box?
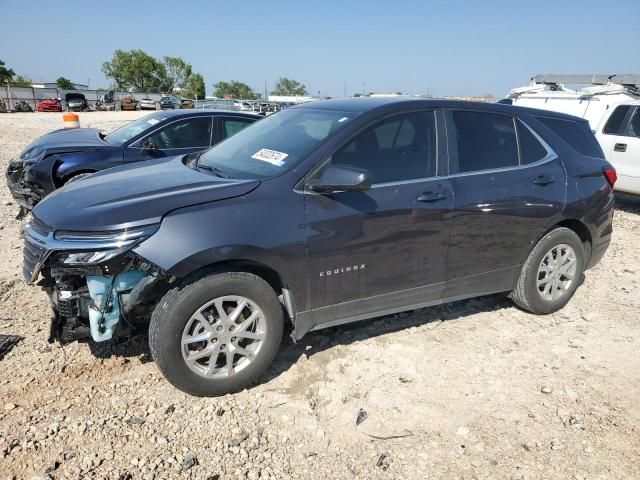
[443,109,566,298]
[608,106,640,193]
[304,110,453,328]
[124,116,214,162]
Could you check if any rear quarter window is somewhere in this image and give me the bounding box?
[516,120,548,164]
[535,116,603,158]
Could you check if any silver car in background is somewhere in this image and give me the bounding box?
[139,98,157,110]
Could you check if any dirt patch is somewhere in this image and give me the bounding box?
[0,112,639,479]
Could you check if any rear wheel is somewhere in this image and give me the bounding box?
[149,271,283,396]
[512,227,585,314]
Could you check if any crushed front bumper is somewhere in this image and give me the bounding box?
[5,161,44,211]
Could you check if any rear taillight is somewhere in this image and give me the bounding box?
[604,166,617,187]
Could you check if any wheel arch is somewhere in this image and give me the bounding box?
[527,219,593,266]
[555,218,593,263]
[179,259,296,322]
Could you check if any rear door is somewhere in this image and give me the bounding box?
[443,109,566,298]
[124,116,214,162]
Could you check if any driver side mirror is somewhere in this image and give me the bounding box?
[306,165,373,194]
[140,138,157,151]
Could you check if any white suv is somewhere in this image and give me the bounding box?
[509,75,640,195]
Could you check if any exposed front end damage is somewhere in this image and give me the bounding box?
[5,160,46,213]
[23,216,171,345]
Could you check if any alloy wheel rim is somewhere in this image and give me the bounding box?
[536,243,577,302]
[181,295,266,379]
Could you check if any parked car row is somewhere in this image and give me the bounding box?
[6,92,199,113]
[7,98,616,397]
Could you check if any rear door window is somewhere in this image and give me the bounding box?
[516,120,549,164]
[603,105,632,134]
[450,111,518,173]
[535,116,603,158]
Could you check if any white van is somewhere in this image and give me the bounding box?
[508,74,640,195]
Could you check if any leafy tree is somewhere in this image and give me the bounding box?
[161,56,192,93]
[9,75,32,87]
[102,49,166,92]
[0,60,15,84]
[182,73,206,99]
[353,93,362,97]
[213,80,259,99]
[56,77,74,89]
[272,77,308,96]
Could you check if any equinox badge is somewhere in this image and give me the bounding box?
[319,264,366,277]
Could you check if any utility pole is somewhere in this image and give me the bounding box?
[344,81,347,98]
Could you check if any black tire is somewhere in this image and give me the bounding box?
[149,271,284,396]
[512,227,585,314]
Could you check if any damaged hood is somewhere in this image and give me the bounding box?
[20,128,112,162]
[32,156,260,231]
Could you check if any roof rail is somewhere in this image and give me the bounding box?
[531,74,640,87]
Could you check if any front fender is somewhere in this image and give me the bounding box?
[53,150,123,184]
[132,188,309,311]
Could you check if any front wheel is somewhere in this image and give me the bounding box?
[149,271,284,396]
[512,227,585,314]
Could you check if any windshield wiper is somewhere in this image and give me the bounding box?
[196,163,230,178]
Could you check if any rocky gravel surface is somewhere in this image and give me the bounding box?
[0,112,639,479]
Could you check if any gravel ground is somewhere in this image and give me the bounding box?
[0,111,639,480]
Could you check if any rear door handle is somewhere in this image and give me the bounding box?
[533,175,556,186]
[417,192,448,203]
[614,143,627,152]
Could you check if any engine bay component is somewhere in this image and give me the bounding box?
[86,270,147,342]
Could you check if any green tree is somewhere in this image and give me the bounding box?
[56,77,74,89]
[182,73,206,99]
[101,49,166,92]
[9,75,32,87]
[161,56,192,93]
[213,80,259,99]
[272,77,308,96]
[0,60,15,84]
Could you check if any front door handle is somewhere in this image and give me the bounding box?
[417,192,448,203]
[533,175,556,186]
[614,143,627,152]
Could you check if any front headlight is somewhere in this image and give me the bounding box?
[58,248,131,265]
[52,224,160,266]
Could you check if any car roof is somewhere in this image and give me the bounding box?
[293,97,583,122]
[154,109,261,119]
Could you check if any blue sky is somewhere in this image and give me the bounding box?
[2,0,639,98]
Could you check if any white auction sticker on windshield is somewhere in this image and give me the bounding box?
[147,118,160,125]
[251,148,289,166]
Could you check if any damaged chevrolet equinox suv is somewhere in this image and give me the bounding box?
[23,98,615,396]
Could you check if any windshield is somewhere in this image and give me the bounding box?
[105,112,169,146]
[197,108,353,179]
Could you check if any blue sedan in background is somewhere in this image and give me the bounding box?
[5,109,260,212]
